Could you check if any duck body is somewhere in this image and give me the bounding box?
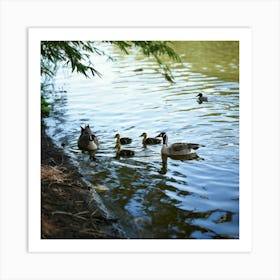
[114,133,132,145]
[115,142,134,158]
[196,93,208,103]
[78,125,98,151]
[156,132,204,156]
[140,132,161,145]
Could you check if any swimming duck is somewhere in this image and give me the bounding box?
[115,142,135,158]
[140,132,161,145]
[77,125,98,151]
[196,93,208,103]
[156,132,204,156]
[114,133,132,145]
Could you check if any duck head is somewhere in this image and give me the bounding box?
[140,132,147,139]
[156,132,166,138]
[80,124,93,135]
[156,132,168,145]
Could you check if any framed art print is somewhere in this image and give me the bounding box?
[1,0,280,279]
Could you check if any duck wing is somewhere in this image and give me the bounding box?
[171,142,202,151]
[146,137,161,144]
[120,137,132,144]
[186,143,202,150]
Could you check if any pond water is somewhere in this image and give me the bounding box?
[43,41,239,239]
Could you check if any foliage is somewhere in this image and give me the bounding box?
[41,97,50,116]
[41,41,104,78]
[40,41,180,116]
[110,41,180,82]
[41,41,180,82]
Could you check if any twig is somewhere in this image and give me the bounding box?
[52,211,87,221]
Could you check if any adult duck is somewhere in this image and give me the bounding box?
[156,132,204,156]
[140,132,161,145]
[77,125,98,151]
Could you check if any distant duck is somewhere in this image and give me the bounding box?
[78,125,98,151]
[156,132,204,156]
[115,142,135,158]
[196,93,208,103]
[114,133,132,145]
[140,132,161,145]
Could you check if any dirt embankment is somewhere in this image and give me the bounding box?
[41,119,125,239]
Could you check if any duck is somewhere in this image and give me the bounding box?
[77,125,98,151]
[196,93,208,103]
[140,132,161,145]
[156,132,204,156]
[114,133,132,145]
[115,142,135,158]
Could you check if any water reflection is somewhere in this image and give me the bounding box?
[159,154,201,175]
[44,41,239,239]
[172,41,239,82]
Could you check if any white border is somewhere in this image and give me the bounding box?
[28,27,252,253]
[1,0,279,279]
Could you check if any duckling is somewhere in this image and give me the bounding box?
[140,132,161,145]
[114,133,132,145]
[156,132,204,156]
[115,142,135,158]
[77,125,98,151]
[196,92,208,103]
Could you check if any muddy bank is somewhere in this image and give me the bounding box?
[41,118,125,239]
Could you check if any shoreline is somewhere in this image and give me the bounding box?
[41,118,125,239]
